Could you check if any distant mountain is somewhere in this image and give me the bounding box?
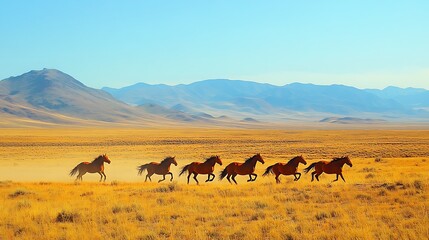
[103,80,428,119]
[0,69,149,123]
[320,117,387,124]
[0,69,244,127]
[137,103,215,123]
[2,69,428,127]
[366,86,429,110]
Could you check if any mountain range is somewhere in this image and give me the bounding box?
[1,69,428,127]
[103,79,429,121]
[0,69,222,127]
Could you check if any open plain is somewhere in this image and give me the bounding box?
[0,128,428,239]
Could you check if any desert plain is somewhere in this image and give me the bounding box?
[0,128,428,239]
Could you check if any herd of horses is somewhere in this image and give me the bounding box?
[69,154,353,184]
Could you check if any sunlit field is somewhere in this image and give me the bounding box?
[0,128,428,239]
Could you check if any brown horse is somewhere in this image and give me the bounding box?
[179,155,222,184]
[303,156,352,182]
[263,155,307,183]
[69,154,111,182]
[137,156,178,183]
[219,153,265,184]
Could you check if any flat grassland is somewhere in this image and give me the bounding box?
[0,128,428,239]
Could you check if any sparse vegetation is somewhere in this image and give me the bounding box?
[0,128,428,239]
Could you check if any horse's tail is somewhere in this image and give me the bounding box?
[69,163,81,177]
[263,165,275,176]
[179,163,191,177]
[303,162,317,174]
[137,164,150,175]
[219,167,228,180]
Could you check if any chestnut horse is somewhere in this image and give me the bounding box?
[179,155,222,184]
[69,154,111,182]
[263,155,307,183]
[219,153,265,184]
[137,156,178,183]
[303,156,352,182]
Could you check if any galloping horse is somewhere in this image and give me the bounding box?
[263,155,307,183]
[137,156,178,183]
[179,155,222,184]
[69,154,111,182]
[303,156,352,182]
[219,153,265,184]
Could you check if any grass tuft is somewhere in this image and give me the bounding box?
[55,210,79,223]
[9,189,32,198]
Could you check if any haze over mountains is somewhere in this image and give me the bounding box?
[103,79,429,121]
[1,69,428,127]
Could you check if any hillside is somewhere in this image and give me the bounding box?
[0,69,257,127]
[0,69,176,126]
[2,69,428,127]
[104,80,429,120]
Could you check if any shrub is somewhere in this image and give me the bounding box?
[56,210,79,223]
[9,190,31,198]
[315,212,329,221]
[413,180,424,190]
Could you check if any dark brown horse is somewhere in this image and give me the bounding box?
[219,153,265,184]
[303,156,352,182]
[263,155,307,183]
[137,156,178,183]
[179,155,222,184]
[69,154,111,182]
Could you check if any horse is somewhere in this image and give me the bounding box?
[179,155,222,184]
[303,156,352,182]
[263,155,307,183]
[219,153,265,184]
[137,156,178,183]
[69,154,111,182]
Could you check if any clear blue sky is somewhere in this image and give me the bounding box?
[1,1,428,89]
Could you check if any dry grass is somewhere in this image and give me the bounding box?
[0,128,428,239]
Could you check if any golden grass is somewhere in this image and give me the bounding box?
[0,128,428,239]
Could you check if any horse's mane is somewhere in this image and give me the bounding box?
[287,156,301,164]
[244,155,257,164]
[161,156,174,164]
[91,155,103,163]
[205,155,218,163]
[332,156,347,162]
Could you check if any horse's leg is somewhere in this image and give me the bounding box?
[315,173,321,181]
[193,173,199,185]
[158,174,166,183]
[77,171,85,181]
[205,174,211,182]
[98,172,103,182]
[275,173,280,184]
[231,174,238,184]
[226,174,232,184]
[339,173,346,182]
[209,173,215,181]
[247,174,253,182]
[168,172,173,181]
[295,173,301,181]
[251,173,257,181]
[311,171,316,182]
[75,174,80,182]
[187,173,191,184]
[102,172,107,182]
[145,173,153,182]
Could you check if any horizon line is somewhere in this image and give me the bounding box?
[2,68,428,91]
